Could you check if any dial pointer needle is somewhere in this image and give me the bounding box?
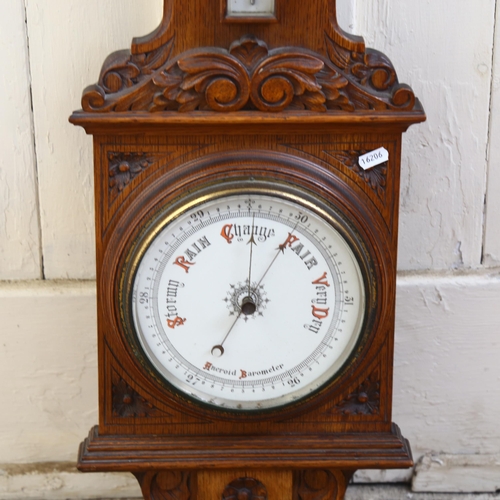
[247,214,257,296]
[212,214,257,357]
[211,310,243,357]
[255,221,300,289]
[212,220,297,357]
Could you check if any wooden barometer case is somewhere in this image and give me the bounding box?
[70,1,425,498]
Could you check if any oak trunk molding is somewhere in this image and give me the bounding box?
[222,477,268,500]
[81,34,418,114]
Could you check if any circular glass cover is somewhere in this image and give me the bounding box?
[128,189,366,411]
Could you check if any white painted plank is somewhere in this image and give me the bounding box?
[0,281,99,463]
[412,454,500,493]
[354,273,500,486]
[484,1,500,266]
[393,274,500,462]
[26,0,163,279]
[355,0,495,271]
[0,0,41,280]
[348,485,500,500]
[0,464,140,500]
[353,468,412,485]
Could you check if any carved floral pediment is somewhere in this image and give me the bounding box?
[82,34,420,114]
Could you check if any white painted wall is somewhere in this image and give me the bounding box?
[356,0,496,271]
[0,0,40,280]
[0,0,499,496]
[26,0,164,279]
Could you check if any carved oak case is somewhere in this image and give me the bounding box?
[70,1,425,499]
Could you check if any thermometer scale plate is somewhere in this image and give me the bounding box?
[223,0,277,22]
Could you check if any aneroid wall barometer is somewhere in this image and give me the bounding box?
[70,1,425,499]
[127,187,367,411]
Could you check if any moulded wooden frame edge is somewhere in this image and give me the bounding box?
[78,423,413,472]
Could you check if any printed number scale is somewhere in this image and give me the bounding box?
[128,192,365,411]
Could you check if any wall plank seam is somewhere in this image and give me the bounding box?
[484,0,500,265]
[22,0,44,280]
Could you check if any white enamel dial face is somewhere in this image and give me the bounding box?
[130,191,366,411]
[227,0,275,17]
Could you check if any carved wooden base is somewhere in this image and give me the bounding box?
[78,425,412,499]
[134,468,355,500]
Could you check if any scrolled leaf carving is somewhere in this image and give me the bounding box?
[82,35,352,113]
[316,66,355,112]
[81,34,419,113]
[82,37,175,112]
[351,49,397,91]
[153,35,335,113]
[250,49,326,111]
[106,40,174,90]
[81,84,107,112]
[324,33,417,111]
[100,51,142,93]
[154,48,251,112]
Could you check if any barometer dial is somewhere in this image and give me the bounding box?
[125,188,366,411]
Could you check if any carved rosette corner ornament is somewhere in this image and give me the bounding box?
[82,34,417,114]
[325,150,388,200]
[108,152,155,200]
[112,377,159,418]
[332,369,381,416]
